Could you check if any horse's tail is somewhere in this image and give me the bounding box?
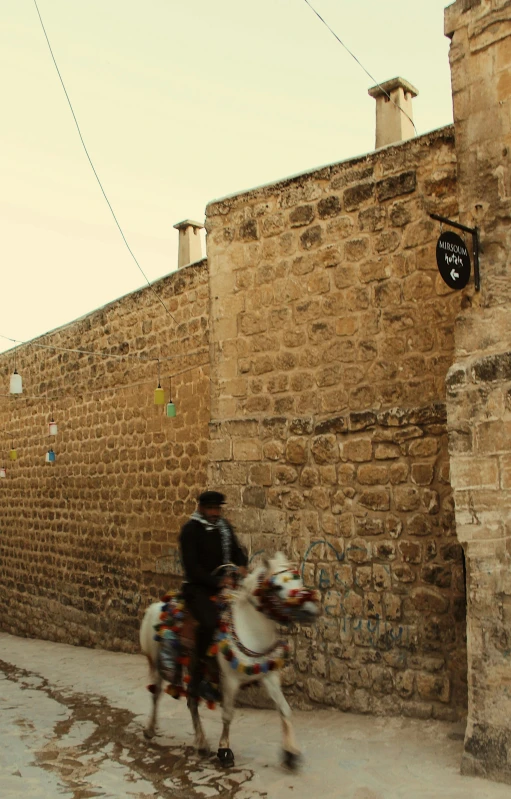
[140,602,162,685]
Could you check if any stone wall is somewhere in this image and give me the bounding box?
[0,261,210,649]
[205,127,469,718]
[445,0,511,784]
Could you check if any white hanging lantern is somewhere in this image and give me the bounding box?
[49,417,58,436]
[0,467,6,478]
[10,369,22,394]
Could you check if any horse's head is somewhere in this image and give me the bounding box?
[244,552,319,625]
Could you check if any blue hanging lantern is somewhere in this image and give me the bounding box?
[46,447,56,464]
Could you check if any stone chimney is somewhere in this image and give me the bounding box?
[368,77,418,149]
[173,219,204,268]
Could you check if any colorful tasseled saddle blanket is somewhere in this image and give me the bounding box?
[152,591,219,709]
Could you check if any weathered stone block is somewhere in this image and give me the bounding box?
[375,443,401,460]
[232,439,262,461]
[300,225,323,250]
[373,564,392,591]
[412,587,449,614]
[345,237,370,262]
[357,464,389,485]
[242,485,266,508]
[318,195,341,219]
[357,516,384,536]
[399,541,422,563]
[421,564,452,588]
[289,204,315,227]
[407,514,433,537]
[359,489,391,511]
[416,673,450,703]
[344,182,375,211]
[374,540,397,560]
[394,486,421,511]
[343,438,372,462]
[312,435,340,464]
[376,171,417,202]
[346,538,372,563]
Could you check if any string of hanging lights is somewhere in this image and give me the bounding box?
[0,356,209,473]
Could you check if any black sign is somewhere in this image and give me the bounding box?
[436,231,471,289]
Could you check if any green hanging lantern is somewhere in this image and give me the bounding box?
[166,376,176,417]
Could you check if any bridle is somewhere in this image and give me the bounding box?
[252,568,317,624]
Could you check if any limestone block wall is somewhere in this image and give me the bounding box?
[206,127,469,718]
[0,261,210,650]
[445,0,511,784]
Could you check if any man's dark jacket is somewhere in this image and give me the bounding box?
[179,517,248,594]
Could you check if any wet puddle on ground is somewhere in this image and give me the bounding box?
[0,659,268,799]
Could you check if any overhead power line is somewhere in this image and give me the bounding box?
[302,0,418,136]
[32,0,178,324]
[0,333,208,364]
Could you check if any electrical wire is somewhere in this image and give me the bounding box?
[31,0,179,324]
[0,333,208,364]
[0,359,209,403]
[302,0,418,136]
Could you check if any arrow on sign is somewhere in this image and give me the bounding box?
[450,269,459,280]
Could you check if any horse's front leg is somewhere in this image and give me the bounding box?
[187,696,209,755]
[217,669,237,768]
[262,670,301,769]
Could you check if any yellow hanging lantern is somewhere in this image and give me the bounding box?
[154,358,165,405]
[154,383,165,405]
[9,448,17,461]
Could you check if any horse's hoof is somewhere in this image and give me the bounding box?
[217,747,235,768]
[282,750,301,771]
[143,728,155,740]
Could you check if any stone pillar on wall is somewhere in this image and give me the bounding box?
[368,77,418,149]
[444,0,511,784]
[173,219,204,268]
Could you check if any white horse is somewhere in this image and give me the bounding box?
[140,552,319,769]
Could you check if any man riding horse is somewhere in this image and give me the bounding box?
[179,490,248,702]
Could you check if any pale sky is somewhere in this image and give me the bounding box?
[1,0,454,355]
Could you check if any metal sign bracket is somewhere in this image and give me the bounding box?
[429,213,480,291]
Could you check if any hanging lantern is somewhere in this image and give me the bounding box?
[154,357,165,405]
[49,417,58,436]
[0,467,6,478]
[166,377,176,417]
[10,369,22,394]
[154,382,165,405]
[9,448,17,461]
[45,448,56,464]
